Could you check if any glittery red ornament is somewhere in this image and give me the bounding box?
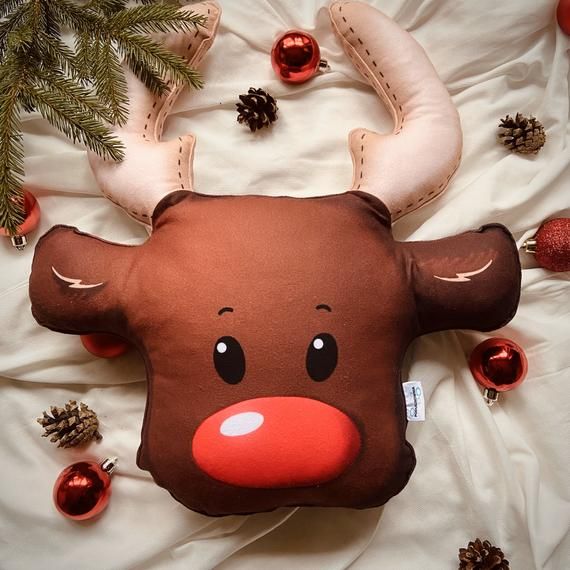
[53,458,117,520]
[0,190,41,250]
[469,338,528,392]
[271,30,328,84]
[558,0,570,35]
[523,218,570,272]
[80,333,130,358]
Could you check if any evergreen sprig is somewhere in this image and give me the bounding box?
[0,0,206,235]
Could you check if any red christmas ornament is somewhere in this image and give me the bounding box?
[271,30,329,84]
[0,190,41,250]
[53,457,117,520]
[523,218,570,272]
[469,338,528,404]
[80,333,131,358]
[558,0,570,35]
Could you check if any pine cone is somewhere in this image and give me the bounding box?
[37,400,102,448]
[458,538,510,570]
[497,113,546,154]
[236,88,278,132]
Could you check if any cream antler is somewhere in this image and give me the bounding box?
[88,2,221,225]
[329,2,462,220]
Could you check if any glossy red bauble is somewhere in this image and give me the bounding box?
[558,0,570,35]
[80,333,130,358]
[0,190,41,249]
[53,458,116,520]
[469,338,528,392]
[271,30,326,84]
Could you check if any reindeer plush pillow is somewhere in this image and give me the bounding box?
[29,1,521,517]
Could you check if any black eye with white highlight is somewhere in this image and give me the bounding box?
[306,333,338,382]
[214,336,245,385]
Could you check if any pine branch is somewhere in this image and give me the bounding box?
[1,0,207,234]
[73,35,129,124]
[0,0,25,20]
[32,68,114,123]
[108,5,206,35]
[0,67,25,235]
[25,0,49,37]
[116,31,203,90]
[26,83,124,161]
[42,2,61,37]
[123,52,168,96]
[36,31,83,79]
[73,31,93,80]
[17,90,35,113]
[89,38,129,125]
[86,0,128,16]
[42,0,103,35]
[0,2,29,58]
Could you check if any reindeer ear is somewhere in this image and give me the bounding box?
[401,224,521,335]
[29,226,133,335]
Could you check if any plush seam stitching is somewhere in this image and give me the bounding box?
[331,3,461,218]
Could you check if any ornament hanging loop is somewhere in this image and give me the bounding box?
[10,234,27,250]
[483,388,499,406]
[522,237,537,253]
[101,456,118,474]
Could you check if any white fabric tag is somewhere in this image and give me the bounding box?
[402,381,425,422]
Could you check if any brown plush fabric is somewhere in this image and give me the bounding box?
[29,191,521,516]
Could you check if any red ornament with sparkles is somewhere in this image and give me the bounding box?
[53,457,117,520]
[80,333,131,358]
[558,0,570,35]
[0,190,41,250]
[523,218,570,272]
[469,338,528,393]
[271,30,328,84]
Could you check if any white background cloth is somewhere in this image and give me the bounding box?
[1,0,569,568]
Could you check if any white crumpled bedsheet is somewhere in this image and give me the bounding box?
[1,0,569,568]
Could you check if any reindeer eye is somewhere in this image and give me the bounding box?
[306,333,338,382]
[214,337,245,385]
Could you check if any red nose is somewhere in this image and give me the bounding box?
[192,397,361,488]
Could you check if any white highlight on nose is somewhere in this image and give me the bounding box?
[313,338,324,350]
[220,412,264,437]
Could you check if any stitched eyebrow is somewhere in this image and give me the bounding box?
[316,304,332,312]
[218,307,234,316]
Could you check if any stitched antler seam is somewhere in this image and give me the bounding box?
[331,2,462,220]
